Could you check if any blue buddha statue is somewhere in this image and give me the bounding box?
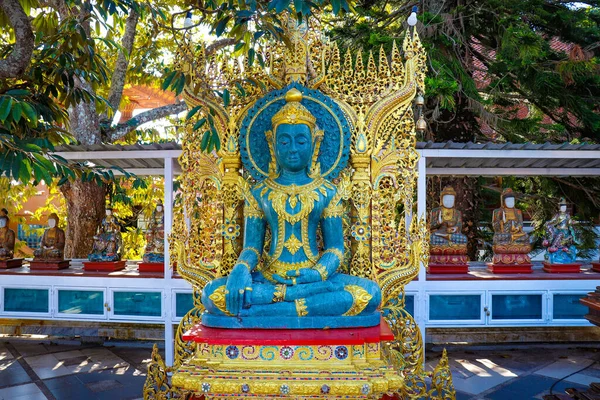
[201,88,381,329]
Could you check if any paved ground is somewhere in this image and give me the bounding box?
[0,338,598,399]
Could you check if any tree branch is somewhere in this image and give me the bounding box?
[0,0,34,79]
[105,8,140,118]
[206,38,236,55]
[108,101,188,141]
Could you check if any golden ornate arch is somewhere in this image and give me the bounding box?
[144,15,455,400]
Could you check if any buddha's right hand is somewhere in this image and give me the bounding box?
[225,263,252,315]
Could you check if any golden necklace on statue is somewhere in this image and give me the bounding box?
[441,207,454,222]
[264,177,331,224]
[504,208,516,221]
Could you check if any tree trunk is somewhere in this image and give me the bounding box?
[60,180,106,258]
[0,0,34,79]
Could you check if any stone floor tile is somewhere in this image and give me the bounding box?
[0,343,13,361]
[11,342,48,357]
[85,379,123,392]
[44,375,94,400]
[0,360,32,388]
[450,358,521,395]
[484,373,590,400]
[534,356,596,381]
[24,354,72,379]
[53,350,84,361]
[0,383,46,400]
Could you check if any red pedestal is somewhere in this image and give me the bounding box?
[487,263,533,274]
[543,261,582,273]
[183,318,394,345]
[428,264,469,274]
[29,260,71,270]
[591,262,600,273]
[138,262,164,272]
[83,260,126,271]
[0,258,23,269]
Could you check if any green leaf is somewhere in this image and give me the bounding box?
[19,158,32,183]
[186,105,201,120]
[5,89,30,97]
[200,130,210,151]
[11,152,21,181]
[21,103,38,125]
[248,48,255,67]
[193,118,207,131]
[0,97,13,122]
[331,0,341,14]
[222,89,230,107]
[11,102,22,123]
[212,130,221,151]
[215,17,231,37]
[161,71,177,91]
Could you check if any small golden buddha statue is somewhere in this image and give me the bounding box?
[428,186,469,272]
[429,186,468,247]
[33,213,66,261]
[492,189,529,246]
[489,188,532,270]
[0,209,16,261]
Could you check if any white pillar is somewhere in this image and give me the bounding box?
[164,157,174,366]
[416,155,427,354]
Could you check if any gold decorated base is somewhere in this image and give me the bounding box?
[171,321,403,399]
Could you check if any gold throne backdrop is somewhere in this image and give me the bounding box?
[146,16,455,400]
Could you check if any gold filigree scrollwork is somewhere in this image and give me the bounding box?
[173,289,206,368]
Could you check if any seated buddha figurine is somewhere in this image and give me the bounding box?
[201,88,381,328]
[490,188,531,269]
[88,207,123,262]
[428,186,469,272]
[0,209,16,261]
[33,213,66,261]
[543,198,580,264]
[142,202,164,264]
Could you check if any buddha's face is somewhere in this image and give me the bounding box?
[0,218,6,228]
[442,195,455,208]
[504,197,515,209]
[48,218,57,228]
[560,205,567,213]
[275,123,312,173]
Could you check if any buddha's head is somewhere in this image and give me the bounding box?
[559,197,567,213]
[48,213,59,228]
[502,188,515,209]
[0,209,8,228]
[156,202,164,213]
[106,207,113,217]
[440,186,456,209]
[267,88,323,177]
